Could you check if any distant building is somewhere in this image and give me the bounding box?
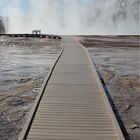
[32,30,41,35]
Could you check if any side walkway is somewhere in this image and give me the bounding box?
[21,36,124,140]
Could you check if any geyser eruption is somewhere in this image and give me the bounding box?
[0,0,139,34]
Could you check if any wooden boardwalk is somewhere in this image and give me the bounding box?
[19,36,124,140]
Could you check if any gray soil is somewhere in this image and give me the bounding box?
[0,35,139,140]
[78,35,140,140]
[0,36,61,140]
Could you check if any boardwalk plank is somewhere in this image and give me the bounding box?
[20,36,124,140]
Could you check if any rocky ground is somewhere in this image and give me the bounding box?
[78,35,140,140]
[0,36,62,140]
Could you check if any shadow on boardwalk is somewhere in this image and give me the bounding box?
[94,62,130,140]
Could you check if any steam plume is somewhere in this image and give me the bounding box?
[0,0,139,34]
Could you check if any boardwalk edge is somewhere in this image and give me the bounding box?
[18,40,64,140]
[75,37,125,140]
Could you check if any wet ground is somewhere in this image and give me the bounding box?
[0,36,61,140]
[78,35,140,140]
[0,35,139,140]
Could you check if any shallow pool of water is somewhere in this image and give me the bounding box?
[0,43,61,91]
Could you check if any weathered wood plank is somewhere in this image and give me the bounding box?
[19,36,124,140]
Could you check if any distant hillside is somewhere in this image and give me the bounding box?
[112,0,139,23]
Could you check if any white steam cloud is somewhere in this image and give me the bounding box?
[0,0,139,34]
